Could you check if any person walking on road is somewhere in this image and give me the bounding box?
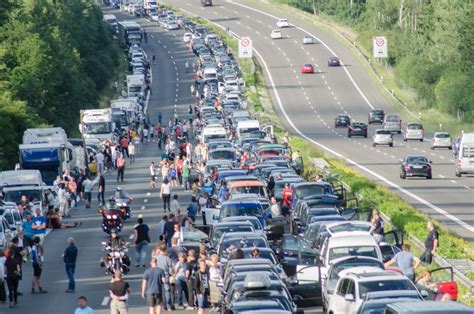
[160,178,172,212]
[74,296,95,314]
[194,259,210,314]
[120,136,129,158]
[185,61,189,73]
[370,209,384,244]
[384,244,420,282]
[117,154,126,182]
[141,257,165,314]
[134,217,151,267]
[82,176,96,208]
[63,237,78,293]
[170,194,181,217]
[128,142,136,164]
[109,271,130,314]
[97,173,105,206]
[421,220,438,264]
[5,250,21,308]
[152,54,156,64]
[31,237,47,294]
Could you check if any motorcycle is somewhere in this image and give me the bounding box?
[99,241,131,275]
[114,188,132,221]
[98,204,124,234]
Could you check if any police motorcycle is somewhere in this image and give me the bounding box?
[99,229,131,275]
[98,197,124,234]
[114,187,133,221]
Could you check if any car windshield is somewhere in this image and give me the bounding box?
[220,237,267,257]
[352,123,365,128]
[242,250,277,263]
[83,122,112,134]
[329,259,383,280]
[372,110,384,115]
[338,116,349,121]
[329,246,378,261]
[359,280,416,299]
[386,116,400,122]
[233,186,265,196]
[296,185,331,198]
[209,150,235,160]
[3,189,41,204]
[328,223,371,233]
[221,204,263,217]
[213,226,253,242]
[406,157,428,164]
[408,124,422,130]
[283,236,299,251]
[435,133,450,138]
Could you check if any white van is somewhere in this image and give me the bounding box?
[236,120,260,138]
[203,68,217,80]
[201,126,227,144]
[0,170,46,208]
[455,132,474,177]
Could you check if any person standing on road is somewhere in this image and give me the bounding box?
[117,154,126,182]
[152,55,156,64]
[97,173,106,206]
[384,244,420,282]
[160,178,172,212]
[128,142,136,164]
[134,217,151,267]
[31,237,47,294]
[95,150,105,174]
[194,259,210,314]
[163,214,176,247]
[370,209,384,244]
[185,61,189,73]
[120,136,129,158]
[149,162,157,189]
[187,197,198,222]
[63,237,78,293]
[182,161,191,191]
[155,245,174,311]
[5,250,21,308]
[142,257,165,314]
[74,296,95,314]
[158,215,168,242]
[270,197,281,217]
[21,211,34,248]
[82,176,96,208]
[421,220,438,264]
[109,271,130,314]
[32,207,47,243]
[170,194,181,217]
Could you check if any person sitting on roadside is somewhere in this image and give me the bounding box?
[47,208,81,229]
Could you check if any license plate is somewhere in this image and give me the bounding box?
[413,165,423,169]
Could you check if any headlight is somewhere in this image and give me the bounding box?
[112,215,118,219]
[106,215,112,219]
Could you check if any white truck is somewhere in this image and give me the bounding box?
[455,132,474,177]
[79,109,115,147]
[126,74,146,99]
[0,170,46,210]
[18,128,85,185]
[111,98,140,123]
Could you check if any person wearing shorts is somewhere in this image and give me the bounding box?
[142,257,165,314]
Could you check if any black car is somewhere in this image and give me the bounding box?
[348,121,368,138]
[368,109,385,124]
[334,114,351,128]
[328,56,340,66]
[400,155,432,179]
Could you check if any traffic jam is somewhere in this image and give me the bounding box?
[131,6,469,314]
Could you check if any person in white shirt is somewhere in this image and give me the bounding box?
[149,162,157,189]
[58,184,68,217]
[270,197,281,217]
[95,151,105,174]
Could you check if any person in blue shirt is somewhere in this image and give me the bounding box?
[74,296,95,314]
[187,197,199,222]
[32,208,47,242]
[218,181,229,204]
[21,210,34,247]
[263,206,273,226]
[63,237,78,293]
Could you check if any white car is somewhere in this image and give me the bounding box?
[372,129,393,147]
[303,35,314,44]
[271,30,282,39]
[327,268,420,314]
[182,32,192,43]
[166,21,180,30]
[150,13,159,21]
[403,123,424,141]
[431,132,452,149]
[276,18,289,28]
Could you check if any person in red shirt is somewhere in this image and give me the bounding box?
[281,183,292,224]
[119,137,129,158]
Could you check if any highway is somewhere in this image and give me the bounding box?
[12,7,325,314]
[161,0,474,241]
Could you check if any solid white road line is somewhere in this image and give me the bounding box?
[101,297,110,306]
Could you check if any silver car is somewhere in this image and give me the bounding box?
[404,123,424,142]
[372,129,393,147]
[383,115,402,134]
[303,35,314,44]
[431,132,452,149]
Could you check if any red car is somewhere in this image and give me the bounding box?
[301,63,314,73]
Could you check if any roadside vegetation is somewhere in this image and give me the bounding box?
[269,0,473,135]
[0,0,120,170]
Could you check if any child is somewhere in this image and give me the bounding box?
[170,165,178,187]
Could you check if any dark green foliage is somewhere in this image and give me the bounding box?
[286,0,473,121]
[0,0,118,169]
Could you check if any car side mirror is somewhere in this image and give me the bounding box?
[344,294,355,302]
[420,289,429,298]
[293,295,303,302]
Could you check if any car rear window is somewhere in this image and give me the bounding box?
[329,246,378,261]
[386,115,400,122]
[296,185,331,198]
[359,279,416,299]
[435,133,450,138]
[406,157,428,164]
[408,124,422,130]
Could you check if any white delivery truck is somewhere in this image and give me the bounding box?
[79,109,115,147]
[19,128,85,185]
[126,74,145,99]
[455,132,474,177]
[111,98,140,123]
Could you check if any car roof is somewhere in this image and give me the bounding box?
[342,270,404,281]
[386,301,472,312]
[329,255,383,266]
[364,290,422,300]
[338,266,388,278]
[329,232,377,246]
[293,181,332,188]
[214,221,254,228]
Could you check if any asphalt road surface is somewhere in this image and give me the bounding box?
[160,0,474,241]
[9,6,324,314]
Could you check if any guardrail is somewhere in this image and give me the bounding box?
[309,158,474,300]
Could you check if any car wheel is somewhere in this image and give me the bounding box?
[448,147,452,150]
[400,172,406,179]
[455,170,461,177]
[403,138,407,142]
[364,134,367,138]
[427,173,432,179]
[372,143,376,147]
[398,131,401,134]
[389,143,393,147]
[420,139,423,142]
[430,146,434,150]
[348,134,351,138]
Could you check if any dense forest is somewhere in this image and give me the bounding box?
[0,0,119,170]
[287,0,473,123]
